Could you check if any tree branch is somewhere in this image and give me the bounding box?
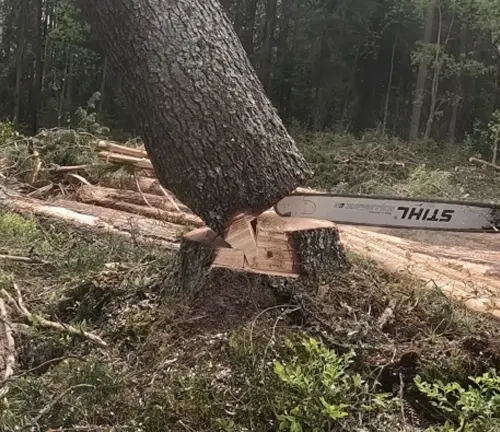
[1,283,107,348]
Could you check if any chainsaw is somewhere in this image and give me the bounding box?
[274,192,500,233]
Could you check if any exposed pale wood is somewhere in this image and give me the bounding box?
[255,214,300,275]
[180,212,343,278]
[215,248,246,270]
[49,164,91,173]
[98,140,149,159]
[98,151,153,170]
[469,157,500,172]
[224,214,258,266]
[77,185,190,213]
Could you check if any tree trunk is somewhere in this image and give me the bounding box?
[65,50,74,112]
[382,40,397,136]
[13,0,27,126]
[98,55,108,116]
[240,0,258,60]
[31,0,44,135]
[409,0,437,141]
[77,0,311,233]
[260,0,278,91]
[424,6,453,140]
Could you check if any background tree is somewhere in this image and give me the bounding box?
[0,0,500,158]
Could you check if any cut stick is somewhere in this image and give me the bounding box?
[0,298,15,387]
[0,254,49,265]
[469,157,500,172]
[159,184,181,212]
[98,151,153,170]
[49,164,92,173]
[98,140,149,159]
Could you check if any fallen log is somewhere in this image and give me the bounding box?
[0,187,183,248]
[76,184,190,213]
[469,157,500,172]
[78,195,203,228]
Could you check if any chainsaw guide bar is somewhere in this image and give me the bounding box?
[274,193,500,233]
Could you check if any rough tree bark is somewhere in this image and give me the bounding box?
[77,0,311,233]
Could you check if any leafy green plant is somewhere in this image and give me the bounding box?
[272,337,398,431]
[415,369,500,431]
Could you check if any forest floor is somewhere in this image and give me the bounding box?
[1,126,500,431]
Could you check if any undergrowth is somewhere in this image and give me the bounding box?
[1,123,500,430]
[293,129,500,201]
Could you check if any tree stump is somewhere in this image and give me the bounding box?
[177,212,348,299]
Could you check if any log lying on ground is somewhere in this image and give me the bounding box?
[86,199,203,228]
[0,187,183,248]
[76,185,191,214]
[340,226,500,318]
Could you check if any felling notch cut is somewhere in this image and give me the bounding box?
[182,211,344,278]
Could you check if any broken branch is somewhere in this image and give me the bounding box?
[469,157,500,172]
[1,283,108,348]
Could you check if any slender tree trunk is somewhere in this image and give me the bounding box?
[77,0,311,233]
[313,30,329,132]
[260,0,278,91]
[448,29,465,143]
[424,6,453,140]
[340,43,361,133]
[240,0,258,60]
[492,125,500,165]
[58,44,70,126]
[409,0,437,141]
[13,0,27,126]
[276,0,293,119]
[98,55,108,116]
[392,73,403,136]
[382,40,397,136]
[31,0,44,134]
[65,50,74,112]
